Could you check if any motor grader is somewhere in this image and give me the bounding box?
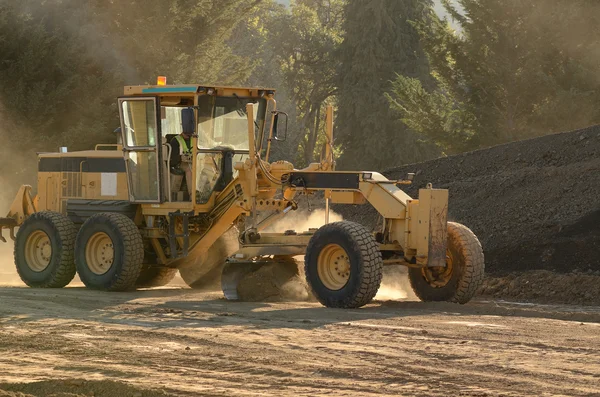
[0,79,484,308]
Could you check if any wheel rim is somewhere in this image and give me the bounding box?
[25,230,52,272]
[85,232,114,275]
[317,244,351,290]
[421,249,454,288]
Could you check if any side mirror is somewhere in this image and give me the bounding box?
[181,108,195,135]
[271,111,288,142]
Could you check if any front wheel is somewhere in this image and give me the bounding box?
[305,221,383,308]
[408,222,484,304]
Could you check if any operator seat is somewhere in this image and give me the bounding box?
[197,154,219,203]
[195,146,235,204]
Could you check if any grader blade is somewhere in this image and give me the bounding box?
[177,228,240,289]
[221,261,267,300]
[221,257,309,302]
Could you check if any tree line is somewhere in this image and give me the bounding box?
[1,0,599,194]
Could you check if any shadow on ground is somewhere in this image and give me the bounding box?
[0,379,178,397]
[0,286,598,331]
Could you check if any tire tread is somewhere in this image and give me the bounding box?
[409,222,484,304]
[14,211,77,288]
[76,212,143,291]
[305,221,383,308]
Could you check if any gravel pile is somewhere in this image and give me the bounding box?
[337,125,600,275]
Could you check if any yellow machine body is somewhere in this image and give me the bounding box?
[0,80,484,308]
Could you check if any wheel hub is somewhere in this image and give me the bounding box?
[25,230,52,272]
[422,252,454,288]
[85,232,114,275]
[317,244,351,290]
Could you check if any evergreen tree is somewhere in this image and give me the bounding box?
[388,0,600,153]
[0,0,262,198]
[336,0,438,171]
[0,0,263,151]
[229,1,304,163]
[251,0,344,167]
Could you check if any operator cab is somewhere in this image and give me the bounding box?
[117,78,272,207]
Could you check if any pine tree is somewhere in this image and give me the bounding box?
[0,0,263,198]
[0,0,263,152]
[254,0,344,167]
[335,0,438,171]
[387,0,600,152]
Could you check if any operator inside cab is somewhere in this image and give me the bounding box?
[169,108,195,201]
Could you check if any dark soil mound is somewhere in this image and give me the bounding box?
[478,270,600,306]
[337,125,600,274]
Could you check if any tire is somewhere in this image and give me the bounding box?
[408,222,484,304]
[14,211,77,288]
[75,212,144,291]
[135,267,178,288]
[305,221,383,308]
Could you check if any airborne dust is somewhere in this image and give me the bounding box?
[0,235,20,286]
[0,101,26,286]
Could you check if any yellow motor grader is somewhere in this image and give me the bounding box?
[0,79,484,308]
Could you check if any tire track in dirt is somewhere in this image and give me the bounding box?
[0,287,598,396]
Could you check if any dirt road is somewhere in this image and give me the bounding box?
[0,278,599,397]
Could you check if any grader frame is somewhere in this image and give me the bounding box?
[0,81,484,308]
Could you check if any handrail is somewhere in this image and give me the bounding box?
[95,144,122,151]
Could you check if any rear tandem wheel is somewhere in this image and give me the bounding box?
[75,212,144,291]
[14,211,77,288]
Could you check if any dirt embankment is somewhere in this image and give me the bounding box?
[480,271,600,305]
[337,125,600,276]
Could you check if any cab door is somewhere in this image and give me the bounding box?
[118,97,163,203]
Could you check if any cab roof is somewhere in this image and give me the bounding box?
[123,84,276,97]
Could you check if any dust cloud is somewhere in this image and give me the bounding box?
[0,103,30,287]
[0,243,20,286]
[0,202,21,286]
[264,208,344,234]
[375,266,417,302]
[0,99,37,204]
